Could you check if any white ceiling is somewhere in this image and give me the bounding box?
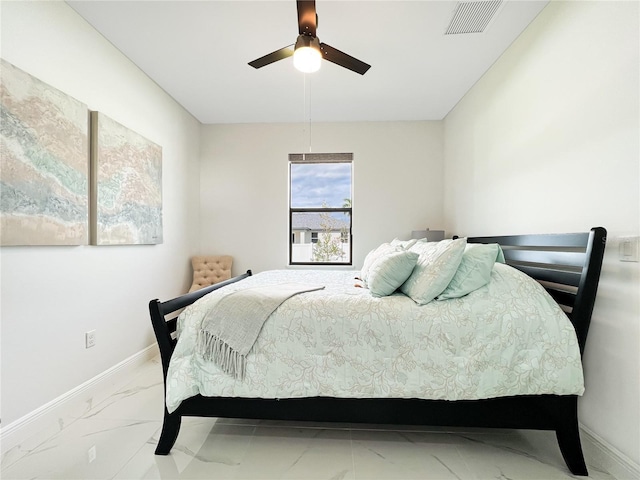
[67,0,548,124]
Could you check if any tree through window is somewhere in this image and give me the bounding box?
[289,153,352,265]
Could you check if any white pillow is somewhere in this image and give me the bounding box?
[400,238,467,305]
[360,243,395,284]
[390,238,418,249]
[367,248,419,297]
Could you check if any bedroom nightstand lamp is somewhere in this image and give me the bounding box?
[293,35,322,73]
[411,229,445,241]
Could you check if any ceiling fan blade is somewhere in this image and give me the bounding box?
[248,45,294,69]
[320,43,371,75]
[297,0,317,37]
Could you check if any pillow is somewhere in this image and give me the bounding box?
[367,248,419,297]
[400,238,467,305]
[437,243,500,300]
[390,238,418,249]
[360,243,396,284]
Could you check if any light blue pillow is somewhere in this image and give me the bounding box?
[437,243,500,300]
[360,243,395,284]
[400,238,467,305]
[367,248,419,297]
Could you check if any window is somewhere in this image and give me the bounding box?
[289,153,352,265]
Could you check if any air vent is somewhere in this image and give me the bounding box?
[445,0,503,35]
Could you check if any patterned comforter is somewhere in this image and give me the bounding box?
[165,264,584,413]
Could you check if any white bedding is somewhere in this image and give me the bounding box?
[166,264,584,413]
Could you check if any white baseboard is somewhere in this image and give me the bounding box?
[0,344,159,460]
[581,423,640,479]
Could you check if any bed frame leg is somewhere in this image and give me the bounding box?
[556,426,588,476]
[154,411,182,455]
[554,397,588,476]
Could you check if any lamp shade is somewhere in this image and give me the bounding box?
[411,229,445,241]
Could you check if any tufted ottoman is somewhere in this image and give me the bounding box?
[188,255,233,293]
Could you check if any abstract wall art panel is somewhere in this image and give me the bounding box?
[90,112,162,245]
[0,58,89,246]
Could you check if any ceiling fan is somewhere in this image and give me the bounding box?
[248,0,371,75]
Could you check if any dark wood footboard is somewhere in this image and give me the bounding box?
[149,270,253,380]
[149,270,253,454]
[149,228,606,476]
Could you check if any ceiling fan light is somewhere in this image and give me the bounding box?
[294,47,321,73]
[293,35,321,73]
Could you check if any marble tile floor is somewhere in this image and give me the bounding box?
[1,357,617,480]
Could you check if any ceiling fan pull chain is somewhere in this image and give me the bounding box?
[302,73,307,153]
[308,74,312,153]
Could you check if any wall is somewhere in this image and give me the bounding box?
[0,2,200,425]
[443,0,639,466]
[199,121,444,274]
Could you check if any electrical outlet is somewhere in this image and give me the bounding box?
[619,236,640,262]
[85,330,96,348]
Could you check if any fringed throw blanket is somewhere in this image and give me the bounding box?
[196,283,324,379]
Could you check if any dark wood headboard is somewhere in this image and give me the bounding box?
[466,227,607,355]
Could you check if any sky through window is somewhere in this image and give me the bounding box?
[290,163,351,208]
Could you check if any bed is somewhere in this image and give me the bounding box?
[149,227,606,476]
